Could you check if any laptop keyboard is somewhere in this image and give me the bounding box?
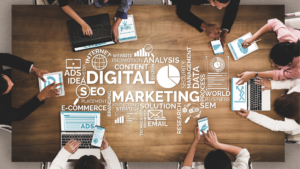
[249,79,262,111]
[70,24,111,44]
[61,133,98,149]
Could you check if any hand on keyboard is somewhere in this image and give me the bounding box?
[255,77,271,91]
[64,139,81,154]
[82,22,93,36]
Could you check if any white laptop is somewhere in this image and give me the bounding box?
[231,78,271,111]
[60,111,101,159]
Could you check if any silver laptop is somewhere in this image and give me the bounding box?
[231,78,271,111]
[60,111,101,159]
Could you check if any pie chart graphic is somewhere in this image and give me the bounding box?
[212,44,221,51]
[237,39,248,54]
[157,65,180,88]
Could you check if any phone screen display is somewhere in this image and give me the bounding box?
[91,126,105,147]
[198,117,209,135]
[211,40,224,55]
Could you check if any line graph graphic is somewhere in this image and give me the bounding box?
[234,86,246,103]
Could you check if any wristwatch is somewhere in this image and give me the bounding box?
[255,72,258,78]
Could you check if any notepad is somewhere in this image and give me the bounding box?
[228,32,259,60]
[116,14,138,43]
[38,71,65,96]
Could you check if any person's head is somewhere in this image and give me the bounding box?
[75,155,104,169]
[0,74,14,95]
[274,92,300,123]
[204,149,232,169]
[209,0,230,10]
[270,42,295,68]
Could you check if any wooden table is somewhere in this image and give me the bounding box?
[12,5,285,162]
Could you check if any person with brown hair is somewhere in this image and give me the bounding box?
[49,136,121,169]
[236,77,300,135]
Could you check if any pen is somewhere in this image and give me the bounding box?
[245,39,261,46]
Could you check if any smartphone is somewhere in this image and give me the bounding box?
[91,126,105,147]
[197,116,209,135]
[211,40,224,55]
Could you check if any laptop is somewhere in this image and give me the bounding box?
[67,13,116,52]
[60,111,101,159]
[231,78,271,111]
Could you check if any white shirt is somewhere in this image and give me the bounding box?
[181,149,250,169]
[49,146,122,169]
[247,79,300,135]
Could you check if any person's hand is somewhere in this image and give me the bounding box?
[111,18,122,42]
[241,37,255,49]
[37,82,62,101]
[219,30,228,47]
[236,71,255,85]
[64,139,81,154]
[81,22,93,36]
[194,125,201,142]
[237,108,250,118]
[255,77,271,91]
[201,23,222,38]
[100,136,109,150]
[31,66,49,82]
[202,130,220,149]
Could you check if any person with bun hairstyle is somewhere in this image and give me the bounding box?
[236,18,300,85]
[237,77,300,135]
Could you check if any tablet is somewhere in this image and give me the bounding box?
[228,32,259,60]
[38,71,65,96]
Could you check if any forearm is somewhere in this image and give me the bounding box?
[252,24,269,40]
[61,6,86,26]
[257,71,273,79]
[183,140,198,167]
[221,0,240,32]
[216,143,242,156]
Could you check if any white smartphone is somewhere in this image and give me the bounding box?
[91,126,105,147]
[197,116,209,135]
[211,40,224,55]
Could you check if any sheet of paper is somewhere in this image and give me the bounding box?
[231,78,247,111]
[118,15,137,43]
[228,32,258,60]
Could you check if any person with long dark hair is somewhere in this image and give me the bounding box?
[50,136,121,169]
[236,19,300,85]
[237,77,300,135]
[182,126,250,169]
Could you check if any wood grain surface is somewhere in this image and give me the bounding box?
[12,5,285,162]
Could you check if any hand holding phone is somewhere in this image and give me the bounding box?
[91,126,105,147]
[211,40,224,55]
[197,116,209,135]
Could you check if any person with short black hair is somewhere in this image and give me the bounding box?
[236,19,300,85]
[0,53,62,125]
[182,126,250,169]
[237,77,300,135]
[57,0,133,42]
[49,136,121,169]
[175,0,240,47]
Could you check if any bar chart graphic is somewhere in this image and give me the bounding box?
[134,47,151,57]
[115,116,124,124]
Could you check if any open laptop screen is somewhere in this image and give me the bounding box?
[60,111,100,131]
[231,78,247,111]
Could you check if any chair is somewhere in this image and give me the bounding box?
[285,12,300,29]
